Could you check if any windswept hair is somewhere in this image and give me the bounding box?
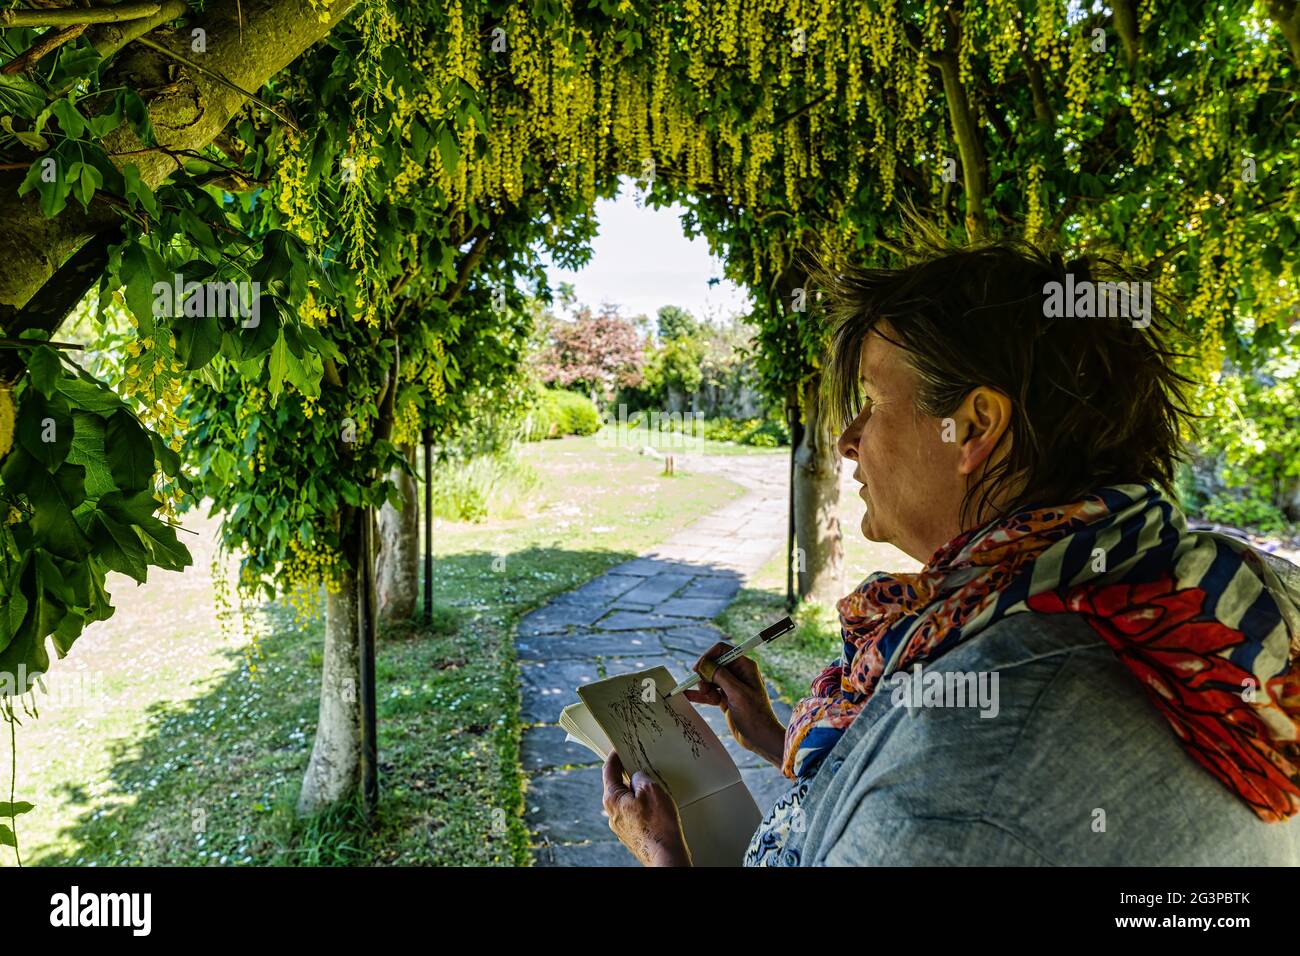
[806,225,1199,529]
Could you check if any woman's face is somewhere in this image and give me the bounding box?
[835,327,970,564]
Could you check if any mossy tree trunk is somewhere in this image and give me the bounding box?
[297,509,363,816]
[792,376,844,604]
[376,445,419,626]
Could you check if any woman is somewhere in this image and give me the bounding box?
[600,238,1300,865]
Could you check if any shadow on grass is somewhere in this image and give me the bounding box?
[31,545,641,868]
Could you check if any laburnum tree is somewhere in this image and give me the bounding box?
[0,0,361,703]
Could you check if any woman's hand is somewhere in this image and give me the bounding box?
[684,640,786,768]
[602,751,692,866]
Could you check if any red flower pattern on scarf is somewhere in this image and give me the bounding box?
[1028,578,1300,822]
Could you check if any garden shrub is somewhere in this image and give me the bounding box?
[522,388,601,441]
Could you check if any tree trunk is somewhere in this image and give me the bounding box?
[793,375,844,604]
[297,523,362,816]
[376,445,419,626]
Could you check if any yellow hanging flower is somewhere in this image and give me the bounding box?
[0,388,13,460]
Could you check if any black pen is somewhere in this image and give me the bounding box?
[663,616,795,698]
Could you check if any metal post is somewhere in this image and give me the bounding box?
[359,507,378,814]
[422,427,434,624]
[786,402,802,612]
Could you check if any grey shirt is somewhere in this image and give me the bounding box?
[762,611,1300,866]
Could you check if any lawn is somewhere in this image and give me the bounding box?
[16,435,744,867]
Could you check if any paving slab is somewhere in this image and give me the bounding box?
[551,574,643,607]
[518,602,611,636]
[597,610,701,631]
[518,658,601,723]
[524,768,611,843]
[654,596,732,619]
[517,629,667,660]
[537,841,638,867]
[614,572,695,606]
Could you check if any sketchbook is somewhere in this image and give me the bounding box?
[560,665,761,866]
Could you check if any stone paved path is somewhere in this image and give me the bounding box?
[519,451,797,866]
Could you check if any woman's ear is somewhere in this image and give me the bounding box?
[954,386,1013,477]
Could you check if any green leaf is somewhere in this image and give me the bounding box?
[26,345,61,397]
[97,491,191,572]
[75,161,103,209]
[122,164,160,218]
[36,550,74,605]
[53,43,102,88]
[410,118,432,164]
[88,511,149,583]
[51,607,84,656]
[17,390,72,469]
[50,461,87,511]
[226,294,280,361]
[120,242,160,335]
[56,375,124,416]
[119,89,155,146]
[150,432,181,479]
[1,115,46,150]
[0,74,46,119]
[18,146,70,219]
[66,411,116,499]
[47,98,84,139]
[268,332,288,396]
[0,573,28,655]
[438,126,460,175]
[0,825,15,848]
[28,464,90,559]
[174,314,223,370]
[105,410,155,493]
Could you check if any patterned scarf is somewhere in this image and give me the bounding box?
[782,484,1300,823]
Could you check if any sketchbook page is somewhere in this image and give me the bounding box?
[559,703,614,759]
[577,666,742,808]
[676,779,762,866]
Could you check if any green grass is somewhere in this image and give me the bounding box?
[16,434,745,867]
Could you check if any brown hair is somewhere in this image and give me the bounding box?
[811,231,1199,529]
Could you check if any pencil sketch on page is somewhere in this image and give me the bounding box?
[576,666,741,805]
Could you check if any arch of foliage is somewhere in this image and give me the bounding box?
[0,0,1296,826]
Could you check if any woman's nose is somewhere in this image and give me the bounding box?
[837,423,860,461]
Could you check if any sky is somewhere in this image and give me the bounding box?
[539,177,753,325]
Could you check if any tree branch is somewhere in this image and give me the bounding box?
[86,0,187,59]
[2,23,86,74]
[0,4,163,28]
[1267,0,1300,68]
[1112,0,1141,75]
[936,51,989,238]
[1024,56,1055,131]
[0,0,359,336]
[134,34,300,132]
